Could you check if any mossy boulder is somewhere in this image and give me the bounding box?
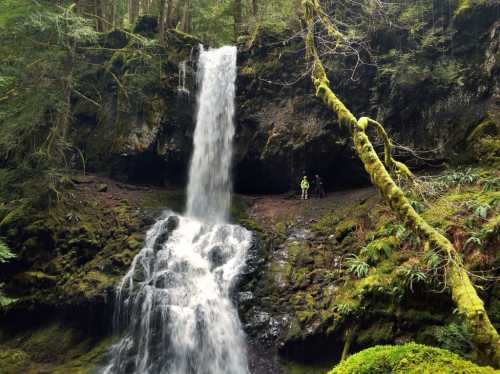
[466,119,500,166]
[329,343,496,374]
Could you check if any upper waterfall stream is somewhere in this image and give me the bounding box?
[102,46,251,374]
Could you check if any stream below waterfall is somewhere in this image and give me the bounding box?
[101,46,251,374]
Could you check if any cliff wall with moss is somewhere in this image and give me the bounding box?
[234,0,499,193]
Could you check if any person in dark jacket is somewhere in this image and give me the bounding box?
[314,174,326,198]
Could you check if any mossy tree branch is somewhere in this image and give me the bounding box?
[302,0,500,366]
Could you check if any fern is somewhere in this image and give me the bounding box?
[464,235,482,249]
[400,264,427,292]
[0,239,15,263]
[474,204,490,220]
[346,255,369,278]
[435,323,474,357]
[482,177,500,192]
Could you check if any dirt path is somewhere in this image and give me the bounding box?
[245,187,376,228]
[73,173,377,227]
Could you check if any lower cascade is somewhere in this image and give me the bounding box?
[102,46,251,374]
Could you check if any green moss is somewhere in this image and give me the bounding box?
[13,271,58,287]
[230,195,249,223]
[422,191,473,228]
[467,119,500,166]
[139,190,185,212]
[21,324,77,362]
[126,235,142,251]
[51,336,115,374]
[0,323,114,374]
[356,323,395,346]
[361,236,398,264]
[239,217,265,233]
[275,221,288,236]
[284,318,303,342]
[297,309,316,324]
[283,360,332,374]
[335,220,357,240]
[312,211,340,236]
[454,0,489,18]
[240,65,257,76]
[0,348,30,373]
[329,343,496,374]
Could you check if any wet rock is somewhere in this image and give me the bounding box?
[245,309,271,330]
[132,264,147,283]
[166,215,179,232]
[238,291,254,310]
[97,183,108,192]
[153,231,169,253]
[240,237,266,277]
[208,246,227,269]
[142,215,156,227]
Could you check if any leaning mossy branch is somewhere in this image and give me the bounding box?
[302,0,500,366]
[359,117,414,180]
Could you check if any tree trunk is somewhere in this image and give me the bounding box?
[129,0,139,27]
[251,0,258,18]
[94,0,103,31]
[111,0,117,28]
[341,325,357,361]
[180,0,192,33]
[165,0,174,28]
[233,0,242,41]
[302,0,500,367]
[159,0,167,44]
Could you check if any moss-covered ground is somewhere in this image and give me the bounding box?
[0,174,186,372]
[239,166,499,372]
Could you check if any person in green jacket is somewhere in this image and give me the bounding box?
[301,175,310,200]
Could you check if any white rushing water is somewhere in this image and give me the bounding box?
[177,60,189,96]
[186,46,237,223]
[102,46,251,374]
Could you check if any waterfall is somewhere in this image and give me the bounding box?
[186,46,237,222]
[177,60,189,96]
[102,46,251,374]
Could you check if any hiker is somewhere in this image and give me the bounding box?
[300,175,310,200]
[314,174,326,198]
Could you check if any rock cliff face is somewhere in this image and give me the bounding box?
[233,0,500,193]
[71,26,200,187]
[71,3,499,194]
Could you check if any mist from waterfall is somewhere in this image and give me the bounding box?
[101,46,250,374]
